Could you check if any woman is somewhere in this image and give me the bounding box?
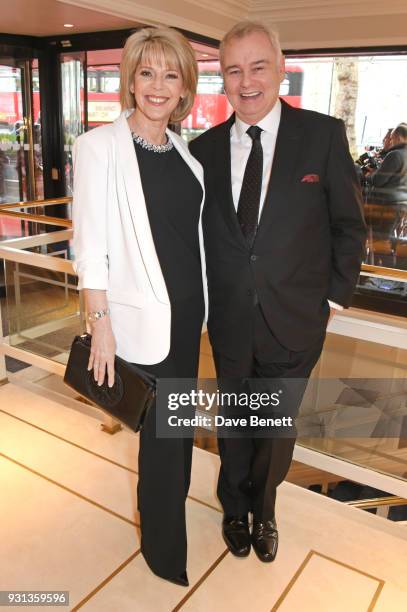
[72,26,207,586]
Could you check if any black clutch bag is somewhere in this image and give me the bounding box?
[64,333,156,432]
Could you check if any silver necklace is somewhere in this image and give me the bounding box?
[131,131,173,153]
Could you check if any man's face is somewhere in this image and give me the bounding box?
[222,31,285,125]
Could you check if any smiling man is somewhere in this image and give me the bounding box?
[189,22,366,563]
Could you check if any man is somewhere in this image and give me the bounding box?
[370,123,407,205]
[190,21,366,563]
[370,123,407,254]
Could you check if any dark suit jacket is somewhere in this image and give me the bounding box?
[371,143,407,205]
[189,99,366,354]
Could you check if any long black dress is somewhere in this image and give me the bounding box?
[132,138,204,581]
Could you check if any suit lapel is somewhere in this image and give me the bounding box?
[214,115,248,248]
[255,100,305,243]
[112,110,169,305]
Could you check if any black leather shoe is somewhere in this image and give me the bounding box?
[222,515,251,557]
[166,571,189,587]
[251,519,278,562]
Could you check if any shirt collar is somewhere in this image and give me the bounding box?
[234,98,281,140]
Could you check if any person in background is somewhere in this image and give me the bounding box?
[0,150,7,204]
[369,123,407,253]
[72,26,206,587]
[380,128,393,158]
[190,21,366,563]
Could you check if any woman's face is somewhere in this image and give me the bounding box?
[131,55,185,125]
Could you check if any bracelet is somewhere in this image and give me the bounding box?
[87,308,110,323]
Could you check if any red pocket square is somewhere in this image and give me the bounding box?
[301,174,320,183]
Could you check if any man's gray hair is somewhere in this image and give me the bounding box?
[219,21,283,67]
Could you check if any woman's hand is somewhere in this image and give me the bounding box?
[88,318,117,387]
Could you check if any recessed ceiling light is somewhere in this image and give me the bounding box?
[202,53,209,57]
[64,23,74,28]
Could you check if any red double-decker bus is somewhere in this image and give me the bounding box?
[85,61,304,134]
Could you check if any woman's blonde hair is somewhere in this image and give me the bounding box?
[120,26,198,123]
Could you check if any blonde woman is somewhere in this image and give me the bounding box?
[72,27,207,586]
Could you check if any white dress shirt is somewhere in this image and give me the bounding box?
[230,98,281,218]
[229,98,342,311]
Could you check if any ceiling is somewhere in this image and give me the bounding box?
[0,0,221,61]
[0,0,138,36]
[1,0,407,48]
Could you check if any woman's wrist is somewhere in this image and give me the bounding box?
[89,314,112,333]
[87,308,110,323]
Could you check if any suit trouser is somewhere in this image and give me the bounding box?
[213,302,325,521]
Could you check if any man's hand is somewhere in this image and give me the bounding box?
[328,307,338,325]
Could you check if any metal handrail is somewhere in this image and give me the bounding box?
[0,197,71,209]
[347,496,407,509]
[0,243,74,273]
[0,210,71,227]
[361,264,407,280]
[0,198,72,228]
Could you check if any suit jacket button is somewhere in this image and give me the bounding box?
[250,254,258,262]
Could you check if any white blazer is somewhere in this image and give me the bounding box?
[72,109,208,364]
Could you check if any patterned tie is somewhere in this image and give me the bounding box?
[237,125,263,246]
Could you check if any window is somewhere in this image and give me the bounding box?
[284,52,407,312]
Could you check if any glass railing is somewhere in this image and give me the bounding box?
[300,339,407,484]
[0,200,82,368]
[0,199,406,495]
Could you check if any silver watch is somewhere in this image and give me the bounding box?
[87,308,110,322]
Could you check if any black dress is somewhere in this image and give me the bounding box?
[132,138,204,581]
